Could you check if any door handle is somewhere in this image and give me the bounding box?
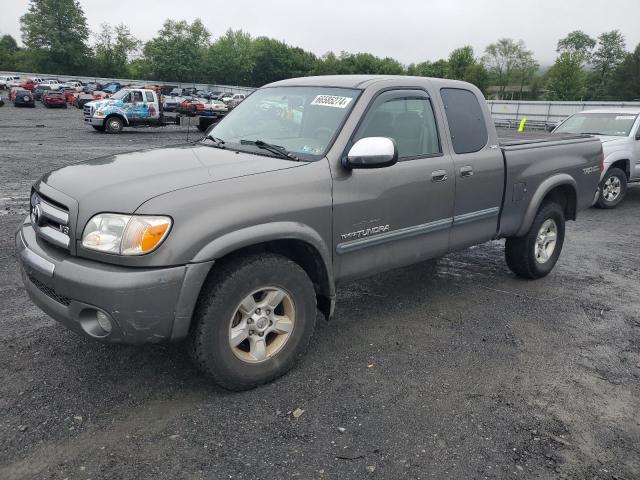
[460,166,474,178]
[431,170,448,182]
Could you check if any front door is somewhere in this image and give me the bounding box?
[332,89,455,283]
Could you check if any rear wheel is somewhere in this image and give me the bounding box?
[189,253,316,391]
[505,202,565,279]
[105,116,124,134]
[595,167,627,209]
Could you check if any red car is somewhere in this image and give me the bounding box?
[177,98,206,114]
[42,90,67,108]
[63,88,78,104]
[19,79,37,91]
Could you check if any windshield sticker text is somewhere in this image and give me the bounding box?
[311,95,353,109]
[615,116,636,120]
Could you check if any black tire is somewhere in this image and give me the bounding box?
[92,125,105,132]
[189,253,316,391]
[505,202,565,279]
[105,116,124,134]
[595,167,627,209]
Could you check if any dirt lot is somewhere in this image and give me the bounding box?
[0,104,639,480]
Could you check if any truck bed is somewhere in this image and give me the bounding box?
[497,128,589,147]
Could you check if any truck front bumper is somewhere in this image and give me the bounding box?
[84,116,104,126]
[16,221,213,344]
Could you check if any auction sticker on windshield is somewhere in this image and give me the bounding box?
[311,95,353,108]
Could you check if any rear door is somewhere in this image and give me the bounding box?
[332,89,455,282]
[438,87,504,250]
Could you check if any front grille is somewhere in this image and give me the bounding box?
[83,105,92,118]
[31,191,71,251]
[29,274,71,306]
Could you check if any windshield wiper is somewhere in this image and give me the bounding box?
[240,139,301,161]
[203,133,226,149]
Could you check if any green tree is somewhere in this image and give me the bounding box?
[288,47,317,78]
[557,30,596,61]
[546,52,587,100]
[0,34,19,70]
[93,23,139,78]
[251,37,293,86]
[448,46,475,80]
[406,60,449,78]
[610,43,640,100]
[483,39,531,99]
[207,29,254,86]
[463,63,490,94]
[513,49,539,99]
[590,30,627,99]
[20,0,90,74]
[446,46,490,93]
[143,19,210,82]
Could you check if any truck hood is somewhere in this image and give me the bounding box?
[41,144,303,218]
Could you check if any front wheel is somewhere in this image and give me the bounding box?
[189,253,317,391]
[595,167,627,209]
[105,116,124,134]
[505,202,566,279]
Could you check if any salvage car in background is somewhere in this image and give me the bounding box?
[553,108,640,208]
[62,80,83,92]
[226,93,246,108]
[162,95,183,112]
[34,84,52,101]
[0,75,21,89]
[12,88,35,107]
[42,90,67,108]
[74,93,96,109]
[19,79,40,91]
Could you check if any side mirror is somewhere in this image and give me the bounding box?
[344,137,398,169]
[636,132,640,141]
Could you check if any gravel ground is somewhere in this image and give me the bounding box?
[0,104,639,480]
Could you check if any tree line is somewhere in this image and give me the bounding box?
[0,0,638,101]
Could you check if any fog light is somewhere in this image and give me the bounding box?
[96,311,112,333]
[79,308,113,338]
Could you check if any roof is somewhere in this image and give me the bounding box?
[266,75,471,90]
[580,107,640,115]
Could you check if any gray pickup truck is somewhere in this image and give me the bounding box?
[17,75,602,390]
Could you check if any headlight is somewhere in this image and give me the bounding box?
[82,214,171,255]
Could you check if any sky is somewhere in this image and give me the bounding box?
[2,0,639,66]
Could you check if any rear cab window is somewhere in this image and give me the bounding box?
[440,88,488,154]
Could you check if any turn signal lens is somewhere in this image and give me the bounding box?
[121,217,171,255]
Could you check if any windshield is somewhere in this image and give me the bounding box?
[208,86,360,161]
[110,89,128,100]
[555,113,638,137]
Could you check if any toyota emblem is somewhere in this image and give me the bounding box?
[31,204,43,226]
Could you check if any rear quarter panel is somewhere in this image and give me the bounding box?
[499,138,601,237]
